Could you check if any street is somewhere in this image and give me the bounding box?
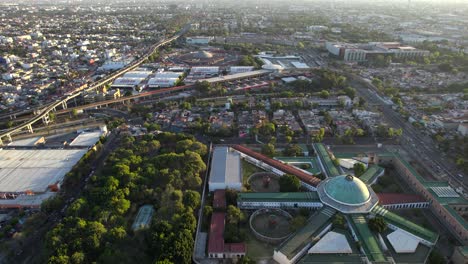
[350,75,467,191]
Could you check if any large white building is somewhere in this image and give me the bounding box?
[208,147,242,191]
[326,42,429,62]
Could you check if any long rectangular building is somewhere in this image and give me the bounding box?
[208,147,242,191]
[326,42,429,62]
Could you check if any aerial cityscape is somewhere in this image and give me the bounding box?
[0,0,467,263]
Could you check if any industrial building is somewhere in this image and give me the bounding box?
[326,42,430,62]
[147,77,179,88]
[208,147,242,192]
[111,77,146,89]
[0,149,88,193]
[0,131,104,209]
[229,66,254,74]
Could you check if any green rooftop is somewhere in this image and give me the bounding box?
[277,207,336,259]
[324,175,370,205]
[359,165,384,184]
[274,156,322,175]
[237,192,320,203]
[372,206,438,244]
[349,214,387,262]
[314,143,340,177]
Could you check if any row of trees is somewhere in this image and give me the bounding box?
[45,132,207,264]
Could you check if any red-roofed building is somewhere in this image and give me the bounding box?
[208,212,225,256]
[231,145,321,188]
[213,189,226,209]
[378,193,429,209]
[207,212,246,259]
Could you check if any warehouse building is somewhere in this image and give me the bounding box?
[208,147,242,192]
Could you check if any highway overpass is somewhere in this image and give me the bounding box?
[0,25,191,145]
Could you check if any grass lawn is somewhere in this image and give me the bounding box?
[371,171,404,193]
[242,159,265,184]
[243,227,274,261]
[396,209,434,230]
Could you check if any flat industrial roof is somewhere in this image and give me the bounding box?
[209,147,242,185]
[8,137,44,147]
[69,131,103,147]
[0,149,88,193]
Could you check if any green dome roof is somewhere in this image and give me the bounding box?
[324,175,370,205]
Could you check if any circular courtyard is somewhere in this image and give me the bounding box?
[248,172,280,192]
[249,209,293,244]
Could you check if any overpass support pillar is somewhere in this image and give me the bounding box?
[0,138,2,146]
[9,114,16,120]
[62,101,68,109]
[42,114,50,125]
[6,134,11,143]
[27,124,33,134]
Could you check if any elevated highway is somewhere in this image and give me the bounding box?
[0,25,191,145]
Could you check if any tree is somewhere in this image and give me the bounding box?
[258,122,275,137]
[70,252,85,264]
[368,216,387,233]
[48,112,56,122]
[344,86,356,99]
[312,128,325,143]
[180,102,191,110]
[72,109,79,118]
[283,144,303,157]
[353,163,366,177]
[108,226,126,240]
[332,214,346,228]
[227,205,245,224]
[279,174,301,192]
[194,81,211,94]
[225,189,238,206]
[319,90,330,99]
[261,143,276,156]
[183,190,201,209]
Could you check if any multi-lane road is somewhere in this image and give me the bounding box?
[0,24,192,142]
[349,75,467,191]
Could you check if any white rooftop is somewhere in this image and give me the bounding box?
[308,231,352,254]
[281,77,297,83]
[430,186,459,198]
[339,158,366,170]
[8,136,44,147]
[209,147,241,185]
[387,229,420,253]
[123,71,153,78]
[291,61,310,69]
[112,77,145,87]
[69,131,103,147]
[0,149,88,193]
